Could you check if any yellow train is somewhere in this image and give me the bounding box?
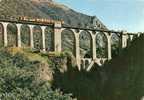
[18,16,64,24]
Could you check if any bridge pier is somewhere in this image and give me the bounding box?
[16,24,22,47]
[1,22,9,47]
[54,22,62,52]
[75,31,81,70]
[41,26,46,52]
[28,25,34,48]
[107,34,112,60]
[121,31,128,48]
[129,35,134,41]
[92,33,97,60]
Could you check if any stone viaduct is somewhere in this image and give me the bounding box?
[0,19,141,71]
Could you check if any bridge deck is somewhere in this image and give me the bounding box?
[0,19,54,26]
[0,19,143,36]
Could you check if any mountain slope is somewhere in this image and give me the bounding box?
[0,0,107,29]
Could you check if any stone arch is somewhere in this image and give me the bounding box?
[21,24,30,47]
[96,32,108,58]
[111,33,120,57]
[45,26,54,51]
[0,23,3,47]
[7,23,17,47]
[79,30,92,58]
[61,29,76,56]
[33,25,42,50]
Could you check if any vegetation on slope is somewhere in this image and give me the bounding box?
[53,35,144,100]
[101,34,144,100]
[0,47,74,100]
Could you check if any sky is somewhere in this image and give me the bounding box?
[55,0,144,32]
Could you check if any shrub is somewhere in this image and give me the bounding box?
[0,49,74,100]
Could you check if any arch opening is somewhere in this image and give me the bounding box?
[111,33,120,57]
[96,32,108,58]
[79,31,92,58]
[45,26,54,51]
[61,29,76,56]
[7,23,17,47]
[33,26,42,50]
[21,25,30,47]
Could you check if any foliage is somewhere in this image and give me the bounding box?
[53,35,144,100]
[0,48,74,100]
